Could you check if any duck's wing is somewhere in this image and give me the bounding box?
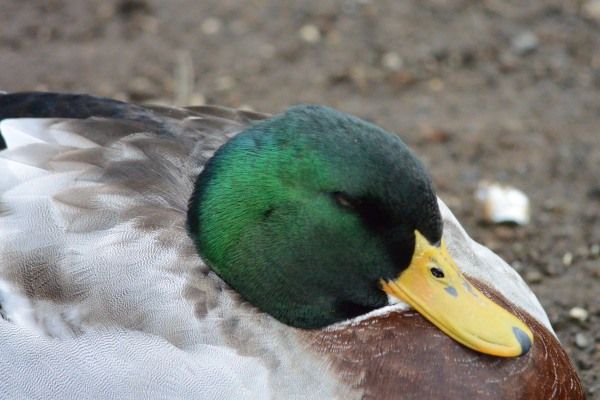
[0,93,291,399]
[0,93,266,336]
[0,94,345,400]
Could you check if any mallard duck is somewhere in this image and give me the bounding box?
[0,92,583,399]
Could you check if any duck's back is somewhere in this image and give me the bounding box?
[0,93,259,339]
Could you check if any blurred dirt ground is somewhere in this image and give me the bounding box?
[1,0,599,396]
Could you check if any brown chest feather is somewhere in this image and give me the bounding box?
[305,280,584,400]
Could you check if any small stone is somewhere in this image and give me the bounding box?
[583,0,600,22]
[97,3,116,18]
[562,252,573,267]
[511,32,539,56]
[590,243,600,257]
[574,333,589,349]
[127,76,156,100]
[548,310,561,326]
[419,125,452,144]
[544,260,565,276]
[238,104,255,112]
[112,92,129,102]
[542,199,563,213]
[348,65,369,91]
[215,76,235,92]
[189,93,206,105]
[129,76,153,91]
[543,262,564,277]
[428,78,444,92]
[525,270,543,283]
[569,307,589,322]
[381,52,403,71]
[387,71,416,88]
[498,51,518,72]
[299,25,321,43]
[475,181,530,225]
[512,242,525,256]
[201,17,222,35]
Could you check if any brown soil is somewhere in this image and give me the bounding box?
[1,0,599,396]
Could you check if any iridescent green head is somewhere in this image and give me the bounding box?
[187,105,442,329]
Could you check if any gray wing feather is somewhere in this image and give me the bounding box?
[0,319,269,400]
[0,103,346,399]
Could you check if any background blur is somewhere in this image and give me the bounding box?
[1,0,599,395]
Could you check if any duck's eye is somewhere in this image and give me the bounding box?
[430,267,445,278]
[332,192,354,209]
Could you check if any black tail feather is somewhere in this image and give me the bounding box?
[0,91,166,150]
[0,92,157,122]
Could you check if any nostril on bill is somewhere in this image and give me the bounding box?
[512,326,532,355]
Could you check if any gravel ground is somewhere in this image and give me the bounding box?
[1,0,599,396]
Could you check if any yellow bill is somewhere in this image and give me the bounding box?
[382,231,533,357]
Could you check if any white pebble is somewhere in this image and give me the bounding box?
[562,252,573,267]
[525,270,543,283]
[583,0,600,22]
[574,333,589,349]
[381,52,403,71]
[215,76,235,91]
[475,181,530,225]
[202,17,222,35]
[569,307,589,322]
[299,25,321,43]
[511,32,539,55]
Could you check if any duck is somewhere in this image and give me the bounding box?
[0,92,583,399]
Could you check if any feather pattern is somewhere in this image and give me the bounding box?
[0,93,579,399]
[0,100,349,399]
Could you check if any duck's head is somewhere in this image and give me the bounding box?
[188,105,532,357]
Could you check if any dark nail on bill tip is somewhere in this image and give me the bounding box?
[512,326,532,355]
